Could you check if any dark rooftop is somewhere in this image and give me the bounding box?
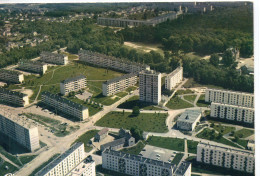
[0,88,27,98]
[103,73,137,85]
[61,75,86,84]
[0,69,22,76]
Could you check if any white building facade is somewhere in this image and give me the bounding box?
[0,69,24,84]
[210,102,254,125]
[40,51,68,65]
[205,89,254,108]
[197,143,255,174]
[41,92,89,121]
[66,158,96,176]
[60,75,87,95]
[139,70,161,104]
[165,67,183,90]
[0,88,29,107]
[102,73,137,96]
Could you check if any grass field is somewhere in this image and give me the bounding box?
[176,89,194,95]
[183,78,224,89]
[95,111,168,133]
[72,130,99,152]
[187,140,199,154]
[184,95,197,103]
[196,94,210,107]
[0,158,18,175]
[120,141,145,155]
[19,155,37,165]
[233,129,254,138]
[232,139,248,148]
[171,153,184,165]
[166,96,194,110]
[118,96,164,110]
[212,124,236,135]
[146,136,184,152]
[0,146,22,167]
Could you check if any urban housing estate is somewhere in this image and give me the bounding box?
[139,70,161,104]
[102,149,191,176]
[0,112,40,152]
[0,69,24,84]
[165,66,183,90]
[41,91,89,121]
[78,49,150,73]
[0,88,29,107]
[102,73,137,96]
[40,51,68,65]
[18,60,48,74]
[60,75,87,95]
[197,142,255,174]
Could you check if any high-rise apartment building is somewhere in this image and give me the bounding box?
[139,70,161,104]
[40,51,68,65]
[41,92,89,121]
[205,89,254,108]
[60,75,87,95]
[0,88,29,107]
[18,61,48,74]
[102,73,137,96]
[165,67,183,90]
[0,69,24,84]
[197,142,255,174]
[67,157,96,176]
[0,112,40,152]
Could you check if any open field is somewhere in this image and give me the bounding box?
[166,96,194,110]
[95,111,168,133]
[120,141,145,155]
[183,78,225,89]
[124,41,164,56]
[72,130,99,152]
[196,94,210,107]
[233,128,254,138]
[0,158,19,175]
[184,95,197,103]
[146,136,184,152]
[176,89,194,95]
[187,140,199,154]
[212,124,236,135]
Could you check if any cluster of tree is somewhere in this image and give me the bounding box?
[130,127,143,142]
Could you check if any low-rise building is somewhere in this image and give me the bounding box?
[66,156,96,176]
[41,92,89,121]
[139,70,161,105]
[35,143,86,176]
[0,112,40,152]
[100,138,125,152]
[60,75,87,95]
[94,128,109,142]
[197,142,255,174]
[40,51,68,65]
[0,69,24,84]
[102,73,137,96]
[177,109,201,131]
[0,88,29,107]
[205,89,254,108]
[210,102,254,125]
[18,61,48,74]
[165,67,183,90]
[78,49,150,73]
[102,149,191,176]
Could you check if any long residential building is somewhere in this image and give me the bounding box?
[40,51,68,65]
[35,142,87,176]
[18,61,48,74]
[97,12,179,27]
[60,75,87,95]
[66,157,96,176]
[0,112,40,152]
[139,70,161,104]
[0,88,29,107]
[165,67,183,90]
[205,89,254,108]
[102,73,137,96]
[210,102,254,125]
[102,149,191,176]
[0,69,24,84]
[41,92,89,121]
[197,142,255,174]
[78,49,150,73]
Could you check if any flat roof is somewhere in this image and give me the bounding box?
[67,159,94,176]
[61,75,86,84]
[174,162,191,175]
[0,69,22,76]
[41,51,66,57]
[206,88,254,96]
[101,138,125,149]
[166,66,183,78]
[140,69,161,76]
[97,128,109,136]
[0,88,27,98]
[104,73,137,85]
[177,109,201,123]
[19,60,47,66]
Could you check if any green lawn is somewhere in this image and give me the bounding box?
[183,95,197,103]
[187,140,199,154]
[72,130,99,152]
[118,96,164,110]
[0,158,19,175]
[125,86,137,93]
[120,141,145,155]
[233,129,254,138]
[95,112,168,133]
[166,96,194,110]
[176,89,194,95]
[171,153,184,165]
[183,78,224,89]
[232,138,249,148]
[196,94,210,107]
[196,129,242,148]
[146,136,184,152]
[0,146,22,167]
[19,155,37,165]
[212,124,236,135]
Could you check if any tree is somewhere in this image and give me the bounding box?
[222,50,235,67]
[209,54,220,66]
[132,106,140,116]
[130,127,143,141]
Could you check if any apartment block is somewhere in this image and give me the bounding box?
[102,149,191,176]
[165,67,183,90]
[35,142,86,176]
[0,112,40,152]
[102,73,137,96]
[41,92,89,121]
[197,143,255,174]
[177,109,201,131]
[210,102,254,124]
[0,69,24,84]
[18,61,48,74]
[40,51,68,65]
[67,157,96,176]
[205,89,254,108]
[78,49,150,73]
[60,75,87,95]
[139,70,161,104]
[0,88,29,107]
